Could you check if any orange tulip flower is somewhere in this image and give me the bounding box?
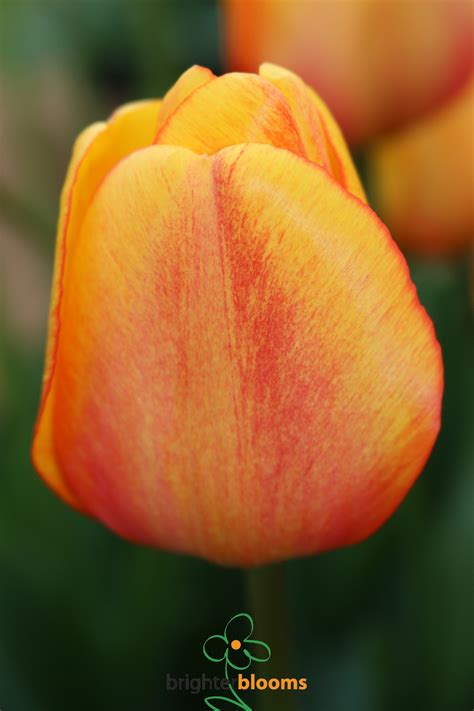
[32,65,442,566]
[223,0,474,145]
[369,79,474,256]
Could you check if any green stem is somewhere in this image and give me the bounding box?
[246,564,296,711]
[469,245,474,321]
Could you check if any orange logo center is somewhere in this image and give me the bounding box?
[230,639,242,650]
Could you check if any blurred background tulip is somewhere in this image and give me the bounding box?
[223,0,474,257]
[223,0,474,146]
[1,1,473,710]
[369,78,474,256]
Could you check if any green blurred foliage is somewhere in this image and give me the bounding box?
[0,2,473,710]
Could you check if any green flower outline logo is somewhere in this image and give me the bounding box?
[203,612,271,710]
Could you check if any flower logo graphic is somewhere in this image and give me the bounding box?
[203,613,271,709]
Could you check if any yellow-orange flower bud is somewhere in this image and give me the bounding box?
[32,65,442,565]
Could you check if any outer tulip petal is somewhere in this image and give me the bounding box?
[39,141,441,565]
[209,144,441,563]
[369,80,474,255]
[259,62,366,201]
[224,0,474,144]
[32,99,161,509]
[154,72,305,157]
[32,121,104,509]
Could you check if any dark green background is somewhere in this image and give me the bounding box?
[1,2,473,710]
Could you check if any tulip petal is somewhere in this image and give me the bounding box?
[35,142,441,565]
[154,72,306,157]
[156,64,216,131]
[259,63,366,202]
[209,144,442,563]
[32,99,161,509]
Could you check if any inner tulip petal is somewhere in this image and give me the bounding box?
[259,62,366,202]
[155,64,216,132]
[154,72,306,157]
